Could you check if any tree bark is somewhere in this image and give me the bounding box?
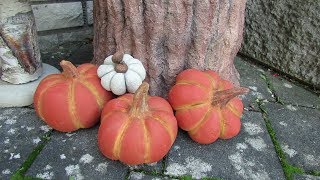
[92,0,246,97]
[0,0,42,84]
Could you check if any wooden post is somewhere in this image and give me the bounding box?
[0,0,42,84]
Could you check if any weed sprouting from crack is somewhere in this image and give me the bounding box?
[161,155,168,174]
[256,99,304,180]
[11,130,53,179]
[259,73,283,104]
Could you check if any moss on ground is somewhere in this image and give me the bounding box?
[10,130,53,180]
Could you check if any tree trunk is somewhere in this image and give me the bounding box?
[0,0,42,84]
[92,0,246,97]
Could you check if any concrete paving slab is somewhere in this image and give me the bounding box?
[25,126,128,180]
[294,174,320,180]
[164,111,285,179]
[235,57,273,110]
[265,103,320,171]
[267,75,320,108]
[0,108,50,179]
[128,171,174,180]
[26,125,163,179]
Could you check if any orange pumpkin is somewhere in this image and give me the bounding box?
[34,60,113,132]
[168,69,248,144]
[98,82,177,165]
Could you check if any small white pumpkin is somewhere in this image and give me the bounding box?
[97,52,146,95]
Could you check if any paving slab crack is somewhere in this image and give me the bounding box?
[259,73,283,104]
[10,130,53,179]
[256,99,306,180]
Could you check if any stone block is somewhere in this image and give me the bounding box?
[265,103,320,171]
[86,1,93,25]
[234,56,273,110]
[240,0,320,88]
[164,111,285,179]
[59,28,93,44]
[38,34,59,51]
[267,74,320,108]
[32,2,84,31]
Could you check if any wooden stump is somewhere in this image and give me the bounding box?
[92,0,246,97]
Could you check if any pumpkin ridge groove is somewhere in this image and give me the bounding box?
[79,65,95,74]
[84,74,100,79]
[152,116,175,143]
[189,108,213,135]
[226,103,241,117]
[174,101,208,111]
[68,81,83,129]
[127,69,143,79]
[218,109,226,137]
[175,81,209,91]
[79,80,104,109]
[36,79,65,120]
[113,117,132,159]
[174,102,209,111]
[142,120,151,163]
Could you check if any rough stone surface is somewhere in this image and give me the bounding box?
[38,34,59,51]
[267,74,320,108]
[240,0,320,88]
[92,0,247,97]
[26,125,163,179]
[26,126,128,180]
[294,174,320,180]
[234,57,273,110]
[265,103,320,171]
[0,63,60,107]
[165,111,285,179]
[32,2,84,31]
[40,42,93,71]
[59,28,93,44]
[128,172,173,180]
[86,1,93,25]
[0,107,51,179]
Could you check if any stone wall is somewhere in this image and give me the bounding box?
[240,0,320,88]
[30,0,94,68]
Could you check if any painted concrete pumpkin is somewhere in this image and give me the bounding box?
[168,69,248,144]
[98,82,177,165]
[97,52,146,95]
[34,60,113,132]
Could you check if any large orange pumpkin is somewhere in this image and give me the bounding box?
[168,69,248,144]
[34,60,113,132]
[98,82,177,165]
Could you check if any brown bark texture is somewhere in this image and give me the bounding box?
[92,0,246,97]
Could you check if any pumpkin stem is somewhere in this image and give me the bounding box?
[211,87,249,107]
[60,60,79,78]
[130,82,149,116]
[112,52,128,73]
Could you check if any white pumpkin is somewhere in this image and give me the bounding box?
[97,53,146,95]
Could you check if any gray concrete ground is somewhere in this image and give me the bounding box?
[0,56,319,180]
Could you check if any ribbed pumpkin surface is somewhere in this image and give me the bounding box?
[168,69,248,144]
[34,61,113,132]
[98,82,177,165]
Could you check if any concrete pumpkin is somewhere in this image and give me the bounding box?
[98,82,177,165]
[34,60,113,132]
[168,69,248,144]
[97,52,146,95]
